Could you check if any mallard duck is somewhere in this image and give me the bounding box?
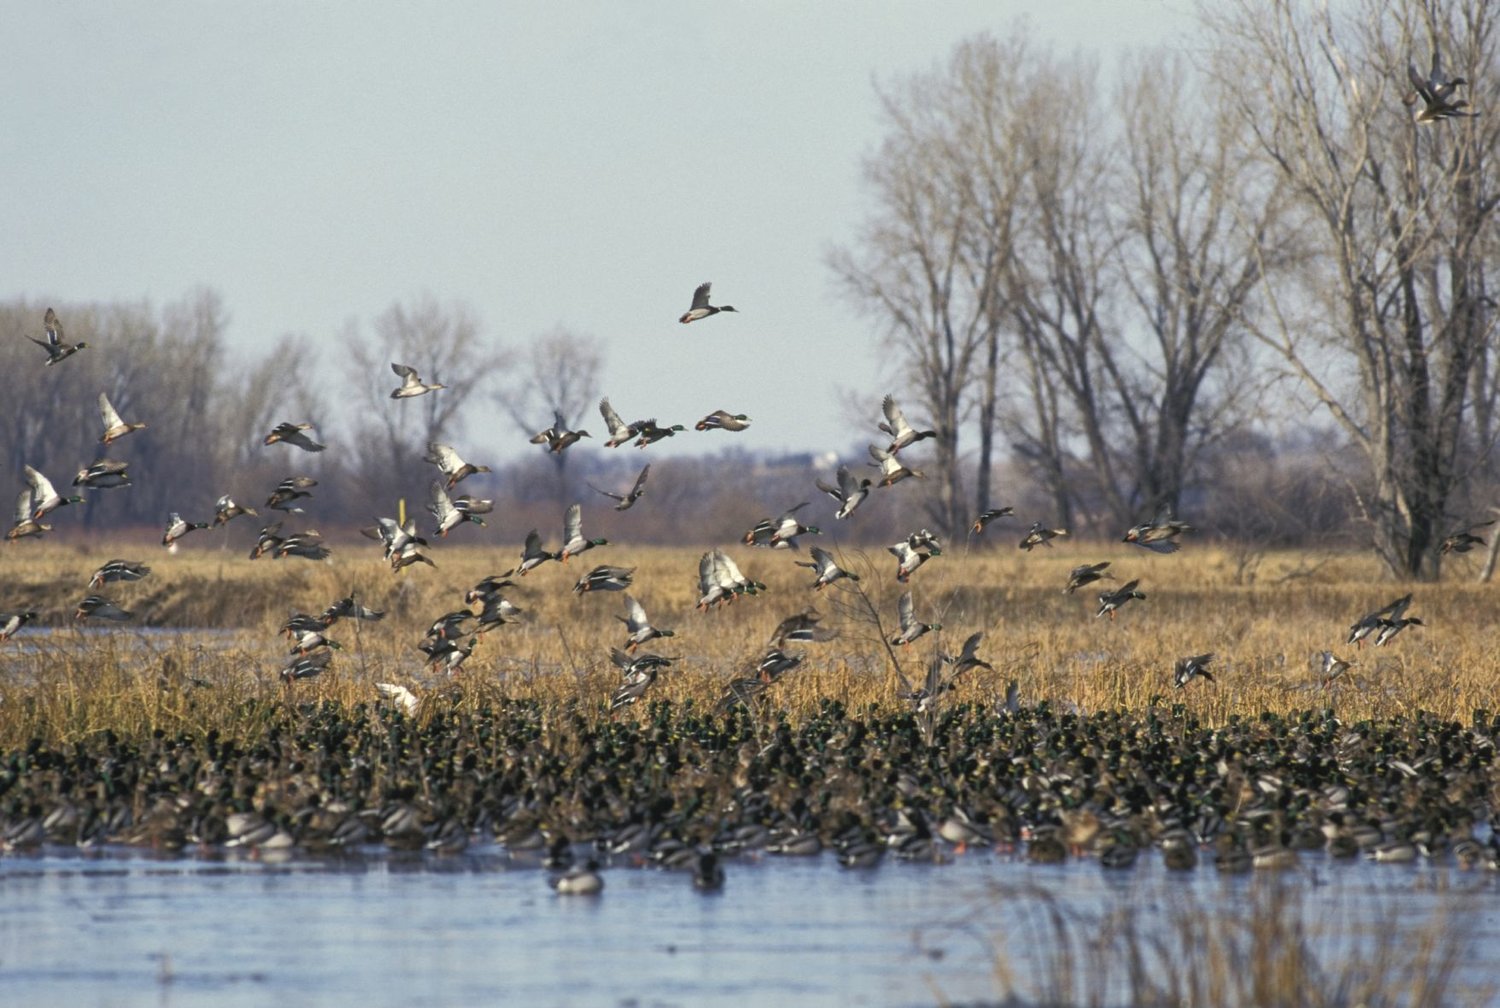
[474,593,523,631]
[427,481,465,537]
[280,647,332,682]
[530,410,591,453]
[390,540,436,572]
[769,607,837,646]
[868,443,923,485]
[1065,561,1113,594]
[97,392,147,444]
[513,530,560,576]
[678,282,736,323]
[900,632,992,711]
[889,539,938,583]
[424,441,490,489]
[1173,653,1215,689]
[249,521,285,559]
[289,628,343,655]
[23,465,82,519]
[1440,519,1495,555]
[277,530,332,561]
[1319,650,1354,688]
[1347,593,1412,647]
[418,634,475,672]
[75,595,132,621]
[610,663,659,710]
[1122,507,1193,553]
[213,494,258,526]
[464,575,516,605]
[425,610,478,642]
[879,394,937,453]
[1019,522,1068,551]
[1375,611,1424,646]
[744,502,819,550]
[598,397,643,447]
[560,503,609,561]
[451,493,492,525]
[696,549,764,609]
[758,647,803,681]
[588,463,649,511]
[573,565,634,594]
[264,422,326,452]
[72,459,131,490]
[29,307,87,365]
[634,420,685,448]
[610,646,675,678]
[265,476,317,513]
[797,545,859,590]
[816,464,872,519]
[889,591,941,646]
[389,362,445,399]
[691,850,725,891]
[551,859,605,894]
[89,559,151,589]
[162,512,209,548]
[1405,52,1475,122]
[322,593,385,624]
[0,611,38,641]
[363,516,426,562]
[619,594,674,651]
[1097,579,1146,620]
[971,507,1014,533]
[695,410,751,432]
[7,489,50,540]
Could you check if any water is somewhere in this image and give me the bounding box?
[3,847,1499,1007]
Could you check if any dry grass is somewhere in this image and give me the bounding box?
[1,537,1495,746]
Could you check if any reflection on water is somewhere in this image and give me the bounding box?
[2,848,1498,1007]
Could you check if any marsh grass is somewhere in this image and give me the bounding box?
[1,538,1495,745]
[962,877,1482,1008]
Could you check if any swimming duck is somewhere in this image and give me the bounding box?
[889,539,938,583]
[425,441,490,489]
[889,591,941,646]
[162,512,209,548]
[695,410,751,432]
[530,410,591,453]
[588,463,649,511]
[29,307,87,365]
[1173,653,1215,689]
[1122,507,1193,553]
[633,420,685,448]
[560,503,609,561]
[265,476,317,513]
[75,595,132,621]
[7,488,51,539]
[797,545,859,590]
[88,559,151,589]
[551,859,605,894]
[1405,52,1475,122]
[816,464,872,519]
[573,565,634,594]
[691,850,725,891]
[72,459,131,490]
[971,507,1014,534]
[618,594,674,652]
[0,611,38,641]
[513,530,561,576]
[264,422,326,452]
[1440,519,1495,554]
[213,495,258,526]
[868,443,924,485]
[23,465,83,518]
[97,392,147,444]
[1097,579,1146,620]
[389,362,446,399]
[1347,593,1412,647]
[879,394,938,453]
[1018,522,1068,551]
[768,607,837,646]
[1064,561,1113,594]
[598,397,643,447]
[678,282,736,323]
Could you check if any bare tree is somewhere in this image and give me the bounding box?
[1205,0,1500,578]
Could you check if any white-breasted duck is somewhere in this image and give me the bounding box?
[797,545,859,590]
[23,465,82,519]
[530,410,591,453]
[1347,593,1411,648]
[816,464,872,520]
[0,611,38,641]
[1019,522,1068,551]
[868,443,924,486]
[618,594,674,652]
[162,512,209,548]
[1097,579,1146,620]
[88,560,151,590]
[599,397,643,447]
[98,392,147,444]
[678,282,736,323]
[879,394,937,453]
[29,308,87,365]
[213,495,258,526]
[1173,653,1215,689]
[425,441,491,489]
[560,502,609,561]
[889,591,941,646]
[389,362,446,399]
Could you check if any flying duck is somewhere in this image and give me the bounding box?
[971,507,1015,534]
[1097,579,1146,620]
[560,502,609,561]
[678,282,737,323]
[889,591,941,646]
[598,397,643,447]
[696,410,751,432]
[634,420,685,448]
[213,495,259,526]
[797,545,859,590]
[72,459,131,490]
[24,465,82,519]
[1019,522,1068,551]
[1123,507,1194,553]
[98,392,147,444]
[618,594,675,652]
[868,443,924,485]
[425,441,491,489]
[264,422,326,452]
[1065,561,1113,594]
[1173,653,1215,689]
[530,410,591,453]
[573,565,634,594]
[29,307,87,365]
[265,476,317,513]
[162,512,210,548]
[879,394,938,453]
[389,362,446,398]
[588,463,650,511]
[88,560,151,590]
[816,464,872,519]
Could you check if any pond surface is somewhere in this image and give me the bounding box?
[3,846,1498,1007]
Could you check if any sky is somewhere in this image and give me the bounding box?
[4,1,1182,462]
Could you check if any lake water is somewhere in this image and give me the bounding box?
[3,845,1498,1007]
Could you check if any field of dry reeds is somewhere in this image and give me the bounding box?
[0,535,1492,747]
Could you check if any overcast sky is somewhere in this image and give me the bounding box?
[4,1,1184,461]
